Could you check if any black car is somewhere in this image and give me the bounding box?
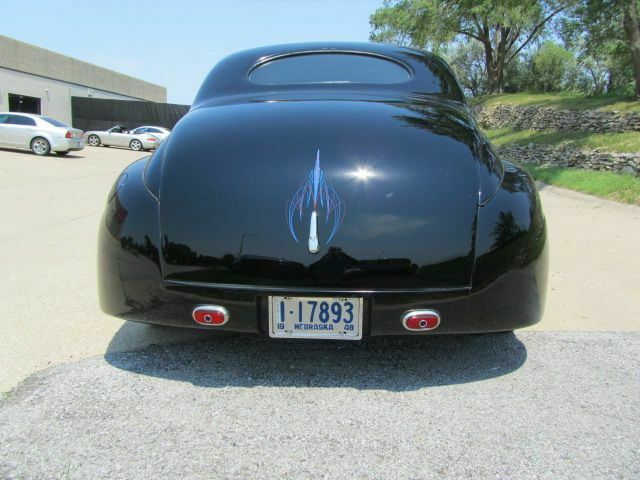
[98,42,548,340]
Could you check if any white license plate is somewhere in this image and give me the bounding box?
[268,296,362,340]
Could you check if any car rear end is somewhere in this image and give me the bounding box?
[139,134,162,150]
[38,116,84,152]
[98,43,547,339]
[52,128,84,152]
[98,96,547,338]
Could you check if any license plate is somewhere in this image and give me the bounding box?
[268,296,362,340]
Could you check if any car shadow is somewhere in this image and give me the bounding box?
[104,324,527,392]
[90,145,157,152]
[0,147,86,158]
[106,321,227,353]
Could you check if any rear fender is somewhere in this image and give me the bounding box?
[471,161,548,327]
[28,131,54,150]
[98,157,162,316]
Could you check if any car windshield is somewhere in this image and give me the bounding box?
[41,116,70,128]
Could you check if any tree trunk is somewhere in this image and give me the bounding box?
[623,0,640,97]
[494,30,508,94]
[607,70,614,93]
[483,41,498,93]
[486,66,498,93]
[484,48,505,93]
[494,56,505,94]
[484,28,509,94]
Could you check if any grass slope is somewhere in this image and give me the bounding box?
[470,93,640,204]
[471,92,640,113]
[523,165,640,205]
[484,128,640,153]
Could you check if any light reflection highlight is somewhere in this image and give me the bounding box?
[351,166,376,181]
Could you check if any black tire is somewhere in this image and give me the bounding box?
[130,139,143,151]
[31,137,51,156]
[87,134,101,147]
[57,151,70,156]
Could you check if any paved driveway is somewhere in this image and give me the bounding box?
[0,146,639,479]
[1,332,638,479]
[1,147,638,392]
[0,147,213,392]
[531,183,640,331]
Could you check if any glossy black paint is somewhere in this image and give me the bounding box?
[98,42,548,335]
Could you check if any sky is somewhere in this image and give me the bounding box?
[3,0,384,105]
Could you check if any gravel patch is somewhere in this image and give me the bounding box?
[1,332,638,479]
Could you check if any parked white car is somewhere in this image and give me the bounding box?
[0,112,84,156]
[85,125,169,151]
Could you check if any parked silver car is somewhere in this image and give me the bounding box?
[129,126,171,141]
[0,112,84,156]
[85,125,169,151]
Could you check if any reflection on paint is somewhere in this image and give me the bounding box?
[351,166,376,181]
[343,213,430,240]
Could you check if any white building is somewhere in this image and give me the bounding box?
[0,35,166,125]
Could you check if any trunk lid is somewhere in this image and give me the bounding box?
[159,98,483,290]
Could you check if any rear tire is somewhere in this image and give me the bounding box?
[31,137,51,156]
[130,139,143,151]
[87,135,101,147]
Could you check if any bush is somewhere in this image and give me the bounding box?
[531,41,575,92]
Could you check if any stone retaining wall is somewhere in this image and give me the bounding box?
[498,144,640,176]
[473,104,640,133]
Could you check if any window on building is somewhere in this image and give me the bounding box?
[8,94,41,114]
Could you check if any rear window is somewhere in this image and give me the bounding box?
[248,53,411,85]
[41,116,69,128]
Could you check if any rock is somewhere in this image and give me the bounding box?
[497,144,640,177]
[473,104,640,133]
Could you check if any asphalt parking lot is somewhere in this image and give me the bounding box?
[1,146,639,478]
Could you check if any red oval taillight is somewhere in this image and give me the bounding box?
[65,131,73,139]
[192,306,229,326]
[402,310,440,331]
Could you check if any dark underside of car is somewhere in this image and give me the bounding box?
[98,42,548,338]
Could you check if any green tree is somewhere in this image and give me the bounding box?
[531,41,575,91]
[579,54,616,93]
[564,0,640,96]
[502,53,533,92]
[370,0,565,93]
[446,42,487,95]
[623,0,640,95]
